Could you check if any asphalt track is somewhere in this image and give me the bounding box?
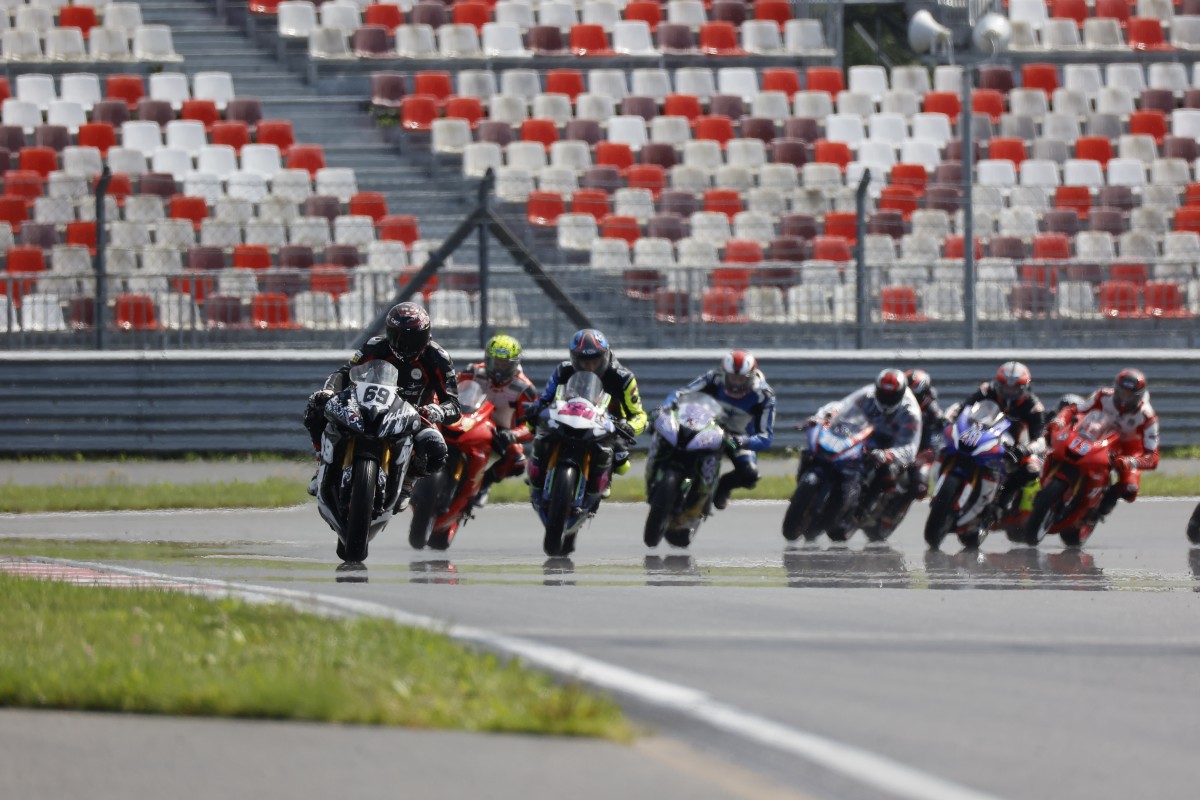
[2,497,1200,800]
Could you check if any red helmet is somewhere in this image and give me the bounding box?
[994,361,1031,408]
[905,369,934,410]
[874,368,907,414]
[385,301,431,361]
[721,350,758,399]
[1114,368,1146,413]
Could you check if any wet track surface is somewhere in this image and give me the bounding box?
[3,498,1200,800]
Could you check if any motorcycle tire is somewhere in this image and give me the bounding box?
[644,467,682,548]
[782,477,821,542]
[924,473,963,551]
[543,465,577,557]
[664,528,692,548]
[408,473,442,550]
[1025,479,1066,547]
[826,525,851,543]
[344,458,376,563]
[1188,502,1200,545]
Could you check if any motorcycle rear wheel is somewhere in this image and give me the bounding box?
[1188,502,1200,545]
[644,467,682,548]
[782,476,821,542]
[924,473,963,551]
[664,528,692,548]
[344,458,376,562]
[408,473,442,550]
[1025,479,1066,547]
[543,465,577,557]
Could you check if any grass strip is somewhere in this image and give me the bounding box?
[0,572,630,738]
[0,478,309,513]
[1,472,1197,514]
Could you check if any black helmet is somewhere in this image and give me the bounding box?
[905,368,934,410]
[569,328,611,374]
[874,368,907,414]
[385,302,431,361]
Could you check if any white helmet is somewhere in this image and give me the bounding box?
[721,350,758,399]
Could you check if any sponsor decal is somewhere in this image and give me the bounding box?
[411,368,422,379]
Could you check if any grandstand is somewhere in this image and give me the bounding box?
[0,0,1198,351]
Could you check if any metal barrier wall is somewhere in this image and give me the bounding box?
[2,349,1197,454]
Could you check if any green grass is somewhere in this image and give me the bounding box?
[1,470,1197,514]
[0,478,309,513]
[0,572,630,738]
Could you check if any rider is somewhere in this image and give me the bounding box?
[667,350,776,510]
[904,368,947,500]
[809,368,922,528]
[947,361,1046,523]
[303,301,460,510]
[1046,369,1159,523]
[525,328,648,510]
[457,333,539,506]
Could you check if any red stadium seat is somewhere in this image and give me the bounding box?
[806,67,844,96]
[989,137,1028,166]
[698,22,744,55]
[971,89,1005,123]
[1095,0,1130,23]
[570,25,615,56]
[889,164,928,195]
[378,214,420,245]
[286,145,326,176]
[700,286,746,323]
[349,192,388,222]
[1127,17,1171,50]
[211,121,250,153]
[762,68,801,98]
[1129,110,1167,144]
[251,292,300,329]
[59,5,98,37]
[413,72,453,102]
[255,120,295,154]
[113,294,159,330]
[249,0,283,13]
[364,3,404,31]
[1033,233,1071,260]
[545,70,585,101]
[452,1,490,32]
[233,245,272,270]
[703,189,742,218]
[1021,64,1059,97]
[77,122,116,154]
[814,140,851,170]
[595,142,635,171]
[526,191,564,226]
[711,266,752,293]
[66,221,97,252]
[943,235,982,260]
[923,92,961,118]
[624,164,665,198]
[1110,263,1148,284]
[1074,136,1113,166]
[600,214,641,243]
[1021,263,1059,288]
[1050,0,1088,24]
[571,189,609,220]
[755,0,792,27]
[722,241,763,265]
[310,266,351,297]
[106,74,145,110]
[1098,280,1143,318]
[181,99,220,130]
[7,245,45,273]
[812,235,851,262]
[1055,186,1092,218]
[1143,281,1190,317]
[625,1,662,31]
[880,285,925,322]
[170,195,209,228]
[694,115,734,146]
[663,94,702,121]
[1174,206,1200,233]
[879,185,921,219]
[18,147,57,179]
[519,118,559,150]
[4,170,43,201]
[400,95,439,130]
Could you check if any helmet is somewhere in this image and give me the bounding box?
[994,361,1032,407]
[484,333,522,386]
[874,368,907,414]
[905,368,934,410]
[1114,368,1146,413]
[569,328,611,374]
[721,350,758,399]
[385,302,431,361]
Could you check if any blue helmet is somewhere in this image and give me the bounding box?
[569,328,611,374]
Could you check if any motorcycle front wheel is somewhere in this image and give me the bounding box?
[543,465,578,557]
[924,473,963,550]
[782,474,822,542]
[1188,502,1200,545]
[1025,479,1066,547]
[344,458,377,562]
[409,472,444,550]
[644,467,682,548]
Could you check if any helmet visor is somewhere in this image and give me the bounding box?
[572,353,607,374]
[388,327,430,359]
[998,381,1025,402]
[725,372,752,397]
[1114,384,1140,410]
[486,355,518,383]
[876,387,904,411]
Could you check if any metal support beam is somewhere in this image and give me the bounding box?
[92,167,112,351]
[854,169,870,349]
[961,67,978,349]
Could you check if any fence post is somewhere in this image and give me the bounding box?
[962,66,978,349]
[477,169,492,350]
[854,169,870,349]
[92,167,112,350]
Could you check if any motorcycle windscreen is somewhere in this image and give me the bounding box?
[457,380,486,413]
[966,399,1003,428]
[819,402,873,455]
[563,370,607,406]
[1075,409,1117,441]
[348,360,400,387]
[675,391,723,428]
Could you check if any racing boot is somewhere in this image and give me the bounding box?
[395,474,417,513]
[472,465,500,510]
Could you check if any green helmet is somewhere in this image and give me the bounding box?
[484,334,522,385]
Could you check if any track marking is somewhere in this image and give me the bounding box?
[635,737,814,800]
[19,557,1006,800]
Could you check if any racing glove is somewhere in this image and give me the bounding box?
[724,434,746,452]
[492,427,518,455]
[420,404,446,426]
[521,401,547,425]
[612,418,637,441]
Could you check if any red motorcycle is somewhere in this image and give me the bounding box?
[408,381,497,551]
[1025,409,1123,548]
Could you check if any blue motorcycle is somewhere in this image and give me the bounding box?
[924,400,1017,550]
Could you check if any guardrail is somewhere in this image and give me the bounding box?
[2,349,1196,454]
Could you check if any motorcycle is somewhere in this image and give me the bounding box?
[315,360,422,563]
[1025,408,1122,548]
[643,391,726,549]
[781,402,901,543]
[924,399,1019,551]
[1187,502,1200,546]
[530,371,632,557]
[408,380,496,551]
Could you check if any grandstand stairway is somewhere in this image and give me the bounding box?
[139,0,477,250]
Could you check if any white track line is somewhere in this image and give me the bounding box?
[34,557,1003,800]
